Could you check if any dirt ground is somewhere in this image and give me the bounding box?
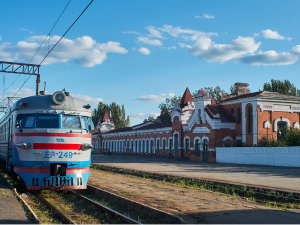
[88,169,300,224]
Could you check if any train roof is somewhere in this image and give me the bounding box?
[1,92,92,121]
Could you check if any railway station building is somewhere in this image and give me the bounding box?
[92,82,300,162]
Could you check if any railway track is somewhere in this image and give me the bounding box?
[1,166,183,224]
[33,189,141,224]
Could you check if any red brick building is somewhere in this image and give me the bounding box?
[92,83,300,162]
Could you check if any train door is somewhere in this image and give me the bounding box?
[6,117,13,172]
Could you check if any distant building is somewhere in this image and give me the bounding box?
[92,82,300,162]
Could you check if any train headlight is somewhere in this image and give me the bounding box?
[52,91,66,105]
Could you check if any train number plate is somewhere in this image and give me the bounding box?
[45,151,73,159]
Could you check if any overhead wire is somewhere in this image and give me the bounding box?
[12,0,94,98]
[4,0,72,94]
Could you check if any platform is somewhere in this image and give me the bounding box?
[91,154,300,192]
[0,174,31,224]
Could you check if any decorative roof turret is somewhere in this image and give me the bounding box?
[180,87,194,108]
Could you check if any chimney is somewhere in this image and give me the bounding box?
[234,82,249,95]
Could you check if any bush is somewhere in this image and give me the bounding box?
[234,140,247,147]
[258,127,300,147]
[257,136,286,147]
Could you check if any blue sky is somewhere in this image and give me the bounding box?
[1,0,300,125]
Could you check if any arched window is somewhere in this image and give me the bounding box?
[195,139,200,157]
[139,140,141,153]
[135,140,138,153]
[157,139,160,154]
[146,140,149,153]
[150,140,154,153]
[185,138,190,155]
[248,106,253,133]
[169,138,172,157]
[163,139,166,154]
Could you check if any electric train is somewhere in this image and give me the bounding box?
[0,91,94,190]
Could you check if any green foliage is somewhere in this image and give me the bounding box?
[193,86,228,105]
[234,140,247,147]
[143,116,156,123]
[257,136,286,147]
[158,95,182,122]
[257,127,300,147]
[278,127,300,146]
[92,102,130,128]
[229,85,251,94]
[263,79,300,97]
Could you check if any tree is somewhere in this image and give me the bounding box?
[143,116,156,123]
[193,86,228,105]
[263,79,300,97]
[157,95,182,122]
[92,102,130,128]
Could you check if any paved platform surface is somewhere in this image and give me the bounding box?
[0,174,31,224]
[92,154,300,191]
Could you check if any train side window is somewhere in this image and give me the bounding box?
[16,115,24,129]
[36,115,58,128]
[62,115,81,129]
[24,115,35,128]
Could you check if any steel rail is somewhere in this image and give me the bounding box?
[34,192,76,224]
[70,190,142,224]
[34,190,141,224]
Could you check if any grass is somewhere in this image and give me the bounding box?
[90,164,300,211]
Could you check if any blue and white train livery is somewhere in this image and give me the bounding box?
[0,91,94,190]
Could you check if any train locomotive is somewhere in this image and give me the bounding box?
[0,91,94,190]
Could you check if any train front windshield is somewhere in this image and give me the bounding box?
[16,114,94,132]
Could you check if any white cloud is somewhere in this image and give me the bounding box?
[0,35,128,67]
[178,43,192,48]
[146,26,164,38]
[0,37,1,41]
[188,36,261,62]
[291,45,300,57]
[194,14,215,19]
[158,25,217,41]
[167,46,177,50]
[203,14,215,19]
[137,93,175,102]
[5,88,36,98]
[255,29,289,40]
[261,29,285,40]
[137,37,162,46]
[236,49,299,66]
[138,47,150,55]
[73,94,103,104]
[0,42,17,61]
[129,113,160,120]
[19,28,28,32]
[123,31,141,35]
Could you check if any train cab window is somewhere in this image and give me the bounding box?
[62,115,81,129]
[16,115,23,129]
[81,117,88,130]
[24,115,35,128]
[36,115,58,128]
[87,118,94,131]
[81,117,94,132]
